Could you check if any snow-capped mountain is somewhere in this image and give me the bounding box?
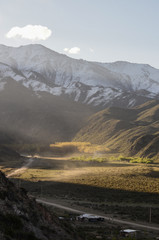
[0,44,159,107]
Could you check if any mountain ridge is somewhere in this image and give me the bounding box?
[0,44,159,108]
[0,44,159,145]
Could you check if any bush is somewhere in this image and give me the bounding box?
[115,156,154,164]
[50,142,109,154]
[71,155,106,162]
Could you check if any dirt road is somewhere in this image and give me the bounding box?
[36,198,159,232]
[7,158,34,178]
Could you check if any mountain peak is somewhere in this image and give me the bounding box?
[0,44,159,108]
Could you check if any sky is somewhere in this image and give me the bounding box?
[1,0,159,68]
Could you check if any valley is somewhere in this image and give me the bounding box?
[5,154,159,205]
[1,152,159,239]
[0,44,159,239]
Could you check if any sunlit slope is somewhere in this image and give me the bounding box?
[74,100,159,158]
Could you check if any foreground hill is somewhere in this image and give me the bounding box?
[74,100,159,158]
[0,170,80,240]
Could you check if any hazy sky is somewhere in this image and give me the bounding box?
[1,0,159,68]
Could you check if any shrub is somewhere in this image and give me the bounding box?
[115,156,154,164]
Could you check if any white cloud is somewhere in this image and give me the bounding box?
[64,47,80,54]
[6,25,52,40]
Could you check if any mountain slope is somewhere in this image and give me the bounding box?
[0,44,159,108]
[0,170,79,240]
[74,100,159,158]
[0,77,95,143]
[0,44,159,144]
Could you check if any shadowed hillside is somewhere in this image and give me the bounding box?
[0,170,81,240]
[0,78,96,144]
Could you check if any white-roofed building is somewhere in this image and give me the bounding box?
[120,229,137,238]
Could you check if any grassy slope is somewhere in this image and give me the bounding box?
[74,100,159,158]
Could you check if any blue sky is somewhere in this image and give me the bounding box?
[1,0,159,68]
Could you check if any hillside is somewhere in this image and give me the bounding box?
[1,44,159,145]
[0,170,80,240]
[0,44,159,144]
[74,100,159,158]
[0,78,95,144]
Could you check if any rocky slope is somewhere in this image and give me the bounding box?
[0,44,159,108]
[74,100,159,158]
[0,170,80,240]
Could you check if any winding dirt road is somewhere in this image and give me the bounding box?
[7,158,34,178]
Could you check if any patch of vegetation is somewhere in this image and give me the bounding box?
[113,155,154,164]
[50,142,109,155]
[71,155,106,162]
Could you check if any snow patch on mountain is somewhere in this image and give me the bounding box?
[0,44,159,107]
[101,61,159,94]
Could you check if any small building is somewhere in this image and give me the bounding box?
[120,229,137,238]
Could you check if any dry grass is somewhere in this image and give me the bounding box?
[50,142,109,154]
[65,165,159,193]
[8,157,159,195]
[2,156,159,228]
